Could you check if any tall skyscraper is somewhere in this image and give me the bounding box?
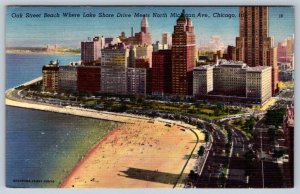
[171,10,196,95]
[236,6,271,66]
[235,6,278,95]
[139,16,152,45]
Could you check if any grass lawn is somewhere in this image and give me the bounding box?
[200,108,214,114]
[84,99,97,105]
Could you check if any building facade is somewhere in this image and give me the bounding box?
[233,6,279,95]
[58,65,78,91]
[135,45,153,67]
[246,66,272,104]
[123,16,152,45]
[77,66,101,93]
[277,41,289,63]
[171,9,196,96]
[101,67,127,94]
[279,69,294,81]
[101,43,129,67]
[193,60,272,105]
[213,62,247,96]
[81,36,103,65]
[236,6,269,67]
[152,41,168,52]
[162,32,172,49]
[127,68,147,95]
[101,43,129,94]
[128,45,136,68]
[193,65,213,96]
[152,49,172,95]
[42,61,59,92]
[135,58,150,68]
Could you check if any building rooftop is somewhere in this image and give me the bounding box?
[216,59,247,68]
[141,16,149,28]
[194,65,214,70]
[246,66,271,72]
[177,9,187,21]
[102,43,127,50]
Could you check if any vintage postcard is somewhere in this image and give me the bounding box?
[5,5,294,188]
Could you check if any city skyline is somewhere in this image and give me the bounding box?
[6,5,295,189]
[6,6,294,48]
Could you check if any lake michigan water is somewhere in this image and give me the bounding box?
[6,54,120,188]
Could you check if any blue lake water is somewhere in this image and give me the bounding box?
[6,54,119,188]
[6,54,80,89]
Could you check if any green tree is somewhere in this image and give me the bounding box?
[243,118,255,132]
[265,108,287,127]
[272,149,284,160]
[198,146,205,156]
[267,127,276,141]
[188,170,198,180]
[233,119,243,126]
[137,97,144,104]
[214,102,224,116]
[204,132,209,143]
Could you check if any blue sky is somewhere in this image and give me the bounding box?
[6,6,294,48]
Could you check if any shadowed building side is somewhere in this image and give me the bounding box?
[77,66,101,93]
[152,49,172,96]
[171,9,196,96]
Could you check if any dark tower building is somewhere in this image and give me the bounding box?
[128,45,136,68]
[171,10,196,95]
[152,50,172,95]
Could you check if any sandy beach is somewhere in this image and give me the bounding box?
[60,120,202,188]
[6,90,204,188]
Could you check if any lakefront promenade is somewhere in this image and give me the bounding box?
[5,82,204,188]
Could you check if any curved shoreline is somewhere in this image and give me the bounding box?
[6,88,204,188]
[59,125,123,188]
[6,97,146,124]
